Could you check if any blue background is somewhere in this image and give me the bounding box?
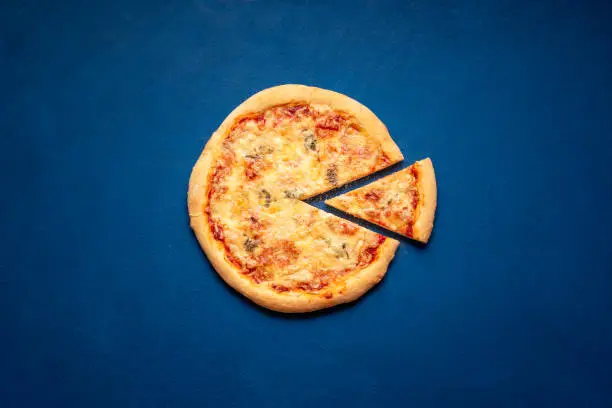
[2,1,612,407]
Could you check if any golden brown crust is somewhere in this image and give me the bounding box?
[411,158,437,243]
[187,84,403,312]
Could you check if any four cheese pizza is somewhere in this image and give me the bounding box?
[326,158,437,243]
[188,85,406,312]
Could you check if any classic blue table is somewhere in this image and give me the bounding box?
[2,1,611,407]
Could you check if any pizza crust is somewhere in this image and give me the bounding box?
[188,84,403,312]
[412,158,437,243]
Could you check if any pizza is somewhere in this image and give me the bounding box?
[188,84,404,312]
[326,158,437,243]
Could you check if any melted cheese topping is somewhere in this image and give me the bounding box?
[326,165,420,238]
[207,103,390,293]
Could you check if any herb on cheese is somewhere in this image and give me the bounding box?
[326,165,338,185]
[244,238,258,252]
[304,132,317,151]
[259,189,271,207]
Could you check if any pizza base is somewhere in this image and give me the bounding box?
[188,84,403,312]
[411,158,437,242]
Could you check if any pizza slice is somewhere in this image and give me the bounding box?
[325,158,437,243]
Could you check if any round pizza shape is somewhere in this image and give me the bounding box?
[188,85,403,312]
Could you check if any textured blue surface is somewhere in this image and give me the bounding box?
[2,1,612,407]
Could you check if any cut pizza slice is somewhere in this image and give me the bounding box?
[325,158,437,243]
